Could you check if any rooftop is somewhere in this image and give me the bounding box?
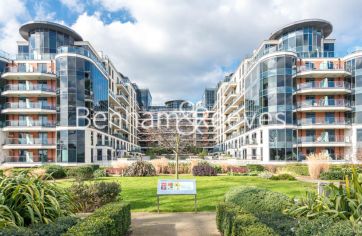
[269,19,333,40]
[19,21,83,41]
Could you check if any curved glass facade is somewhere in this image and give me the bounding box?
[56,52,108,163]
[27,28,75,55]
[277,27,323,58]
[245,54,296,130]
[244,54,296,161]
[346,56,362,123]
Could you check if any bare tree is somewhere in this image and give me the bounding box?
[140,119,195,179]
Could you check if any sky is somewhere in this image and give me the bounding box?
[1,0,362,105]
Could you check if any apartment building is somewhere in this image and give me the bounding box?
[138,98,215,153]
[0,21,140,166]
[215,19,362,163]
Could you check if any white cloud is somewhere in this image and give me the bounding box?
[60,0,85,14]
[2,0,362,104]
[0,0,28,54]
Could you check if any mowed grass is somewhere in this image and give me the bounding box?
[55,175,315,212]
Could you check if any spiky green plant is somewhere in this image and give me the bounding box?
[0,172,75,228]
[286,167,362,225]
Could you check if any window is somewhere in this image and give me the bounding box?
[97,149,102,161]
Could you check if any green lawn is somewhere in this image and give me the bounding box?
[55,175,315,212]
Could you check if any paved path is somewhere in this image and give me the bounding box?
[131,212,220,236]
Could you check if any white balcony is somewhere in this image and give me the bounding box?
[1,102,56,114]
[294,81,351,95]
[1,84,56,97]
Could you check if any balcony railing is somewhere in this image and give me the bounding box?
[297,118,350,126]
[4,138,56,145]
[297,64,347,73]
[57,46,107,75]
[2,156,54,163]
[16,53,55,60]
[297,135,350,144]
[3,102,56,110]
[296,81,351,91]
[3,84,56,92]
[5,120,56,127]
[295,99,351,108]
[4,66,54,74]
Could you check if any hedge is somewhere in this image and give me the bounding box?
[216,202,277,236]
[0,216,78,236]
[224,186,292,213]
[64,202,131,236]
[295,215,354,236]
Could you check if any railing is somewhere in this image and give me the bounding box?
[295,99,351,108]
[5,120,56,127]
[297,64,347,73]
[4,66,54,74]
[297,118,350,126]
[4,138,56,145]
[297,135,350,143]
[2,156,54,163]
[296,81,351,90]
[57,46,107,75]
[16,53,56,60]
[3,84,56,92]
[3,102,56,110]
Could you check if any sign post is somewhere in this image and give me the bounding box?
[157,179,197,213]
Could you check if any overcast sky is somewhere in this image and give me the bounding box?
[1,0,362,105]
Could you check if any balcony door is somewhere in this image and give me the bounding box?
[19,150,33,162]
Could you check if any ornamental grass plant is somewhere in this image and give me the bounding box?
[306,152,330,179]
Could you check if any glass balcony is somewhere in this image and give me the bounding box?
[3,84,56,92]
[4,102,56,110]
[297,117,350,126]
[4,138,56,145]
[16,53,55,60]
[295,99,351,109]
[297,135,349,144]
[5,66,54,74]
[296,81,351,91]
[57,46,107,75]
[2,156,54,163]
[5,120,56,127]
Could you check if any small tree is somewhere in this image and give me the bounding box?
[142,125,194,179]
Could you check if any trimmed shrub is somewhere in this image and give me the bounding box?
[224,187,292,213]
[320,168,351,180]
[280,164,309,176]
[216,202,277,236]
[256,212,296,236]
[69,181,121,212]
[94,169,108,178]
[295,215,334,236]
[241,224,277,236]
[323,220,354,236]
[66,166,95,180]
[30,216,78,236]
[269,173,296,181]
[64,202,131,236]
[216,202,240,236]
[192,162,217,176]
[246,164,264,172]
[0,227,32,236]
[124,161,156,176]
[231,213,259,236]
[44,165,66,179]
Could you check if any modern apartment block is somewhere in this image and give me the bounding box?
[138,99,215,152]
[0,21,140,166]
[215,19,362,163]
